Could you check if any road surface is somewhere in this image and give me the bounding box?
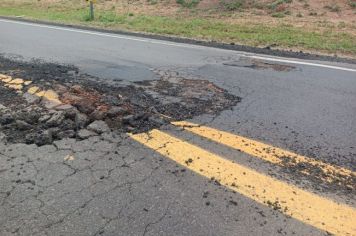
[0,19,355,236]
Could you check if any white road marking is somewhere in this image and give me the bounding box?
[0,18,356,72]
[249,56,356,72]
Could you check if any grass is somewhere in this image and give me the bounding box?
[220,0,245,11]
[176,0,200,8]
[0,4,355,55]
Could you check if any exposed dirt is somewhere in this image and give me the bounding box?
[0,55,240,146]
[223,58,296,71]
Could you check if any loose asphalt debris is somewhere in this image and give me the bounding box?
[223,58,296,72]
[0,56,240,146]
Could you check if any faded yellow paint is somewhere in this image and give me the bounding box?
[131,130,356,236]
[0,74,7,79]
[1,77,61,107]
[41,90,62,104]
[28,87,62,107]
[28,86,40,94]
[1,78,12,83]
[6,84,23,90]
[173,121,355,185]
[8,78,24,84]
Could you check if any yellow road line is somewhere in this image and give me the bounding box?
[131,129,356,236]
[0,76,62,107]
[172,121,355,187]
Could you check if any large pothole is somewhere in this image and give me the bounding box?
[0,56,240,145]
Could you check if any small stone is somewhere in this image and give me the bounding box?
[38,115,51,123]
[23,92,40,104]
[0,104,7,110]
[53,84,68,94]
[15,120,32,130]
[26,130,53,146]
[75,113,89,129]
[37,130,53,146]
[107,106,127,117]
[57,130,76,139]
[103,95,123,106]
[70,85,83,93]
[148,116,165,126]
[90,109,106,120]
[22,112,40,124]
[122,115,134,124]
[126,126,135,132]
[0,113,14,125]
[87,120,110,134]
[60,119,76,130]
[75,100,95,114]
[46,111,65,127]
[78,129,97,139]
[0,132,5,141]
[55,104,73,111]
[42,99,62,110]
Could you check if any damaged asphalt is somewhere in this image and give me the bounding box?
[0,56,238,145]
[0,19,355,236]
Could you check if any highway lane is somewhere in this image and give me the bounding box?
[0,19,355,235]
[1,18,355,169]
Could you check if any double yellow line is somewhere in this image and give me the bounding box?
[131,122,356,236]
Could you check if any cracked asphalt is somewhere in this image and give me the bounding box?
[0,19,356,236]
[0,134,328,236]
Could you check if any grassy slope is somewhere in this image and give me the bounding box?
[0,4,355,56]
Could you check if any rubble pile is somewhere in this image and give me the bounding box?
[0,56,240,145]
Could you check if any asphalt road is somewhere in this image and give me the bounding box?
[0,19,355,236]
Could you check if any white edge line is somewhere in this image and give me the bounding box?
[1,18,356,73]
[249,56,356,72]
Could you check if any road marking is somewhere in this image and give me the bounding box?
[0,74,62,108]
[131,129,356,236]
[173,121,355,188]
[248,56,356,72]
[0,18,355,72]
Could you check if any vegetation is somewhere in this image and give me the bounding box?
[0,1,355,56]
[220,0,245,11]
[176,0,200,8]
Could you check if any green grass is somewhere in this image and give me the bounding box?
[176,0,200,8]
[0,5,355,55]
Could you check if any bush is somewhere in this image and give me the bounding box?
[271,12,285,18]
[349,0,356,8]
[268,0,292,10]
[221,0,245,11]
[324,4,340,12]
[176,0,200,8]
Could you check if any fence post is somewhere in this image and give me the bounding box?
[89,0,94,20]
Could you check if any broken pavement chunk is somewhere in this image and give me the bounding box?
[87,120,110,134]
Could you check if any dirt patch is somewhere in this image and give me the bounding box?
[223,58,296,71]
[0,56,239,145]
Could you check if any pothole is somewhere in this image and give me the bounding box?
[223,58,296,72]
[0,56,240,146]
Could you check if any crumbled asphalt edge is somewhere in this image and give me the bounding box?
[0,55,240,146]
[279,156,356,196]
[0,16,355,64]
